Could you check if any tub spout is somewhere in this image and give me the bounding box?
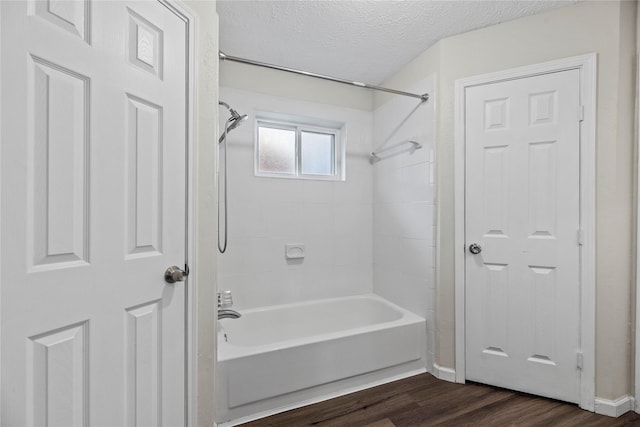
[218,309,241,320]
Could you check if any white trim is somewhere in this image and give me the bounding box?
[454,54,597,410]
[432,364,456,383]
[159,1,198,425]
[635,53,640,416]
[636,12,640,415]
[184,5,198,427]
[634,51,640,413]
[454,72,466,385]
[0,3,3,423]
[594,396,635,418]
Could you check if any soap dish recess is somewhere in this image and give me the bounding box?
[285,244,305,260]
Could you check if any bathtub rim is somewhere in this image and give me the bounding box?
[217,293,425,361]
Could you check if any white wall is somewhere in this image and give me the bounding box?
[217,86,373,309]
[220,60,372,111]
[372,75,436,369]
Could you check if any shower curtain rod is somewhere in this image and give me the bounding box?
[219,51,429,102]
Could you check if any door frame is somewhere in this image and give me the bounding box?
[0,1,199,424]
[156,2,198,425]
[635,53,640,414]
[453,54,597,411]
[0,3,4,423]
[129,4,199,423]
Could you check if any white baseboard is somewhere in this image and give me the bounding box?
[433,363,456,383]
[594,395,635,417]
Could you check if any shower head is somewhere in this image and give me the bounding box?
[219,101,248,143]
[227,107,243,121]
[219,101,246,123]
[219,100,248,142]
[227,113,248,131]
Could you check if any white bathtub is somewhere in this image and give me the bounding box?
[216,294,427,425]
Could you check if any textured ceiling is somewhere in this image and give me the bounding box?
[217,0,578,85]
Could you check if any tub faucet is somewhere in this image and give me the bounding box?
[218,290,234,309]
[218,290,241,319]
[218,309,241,320]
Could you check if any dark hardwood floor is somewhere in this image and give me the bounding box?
[239,373,640,426]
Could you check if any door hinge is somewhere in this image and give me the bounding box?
[577,229,584,246]
[578,105,585,122]
[577,351,584,370]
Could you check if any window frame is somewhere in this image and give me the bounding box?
[255,117,344,181]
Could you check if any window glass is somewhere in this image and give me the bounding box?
[257,126,296,174]
[255,116,343,181]
[301,131,334,176]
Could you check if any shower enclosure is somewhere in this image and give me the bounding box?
[215,69,436,426]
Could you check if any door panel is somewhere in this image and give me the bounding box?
[465,69,581,403]
[1,1,188,425]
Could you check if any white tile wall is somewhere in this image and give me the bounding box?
[217,87,373,309]
[218,80,436,369]
[372,75,437,370]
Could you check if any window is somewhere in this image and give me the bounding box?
[256,116,344,180]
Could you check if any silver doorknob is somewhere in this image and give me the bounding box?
[469,243,482,255]
[165,266,189,283]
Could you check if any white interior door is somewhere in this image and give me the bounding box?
[464,69,581,403]
[1,1,189,425]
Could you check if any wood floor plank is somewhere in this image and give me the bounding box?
[314,392,419,427]
[390,385,515,426]
[242,375,437,427]
[442,394,565,426]
[519,399,593,426]
[237,373,640,427]
[362,419,396,427]
[243,393,416,427]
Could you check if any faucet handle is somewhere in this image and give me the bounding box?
[218,290,233,309]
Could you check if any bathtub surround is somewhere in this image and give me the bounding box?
[217,77,436,311]
[372,75,437,370]
[218,68,435,424]
[217,86,374,310]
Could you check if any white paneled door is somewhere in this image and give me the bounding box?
[1,1,189,425]
[464,69,581,403]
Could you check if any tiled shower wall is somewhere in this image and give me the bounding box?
[372,75,437,369]
[217,87,373,309]
[218,78,437,370]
